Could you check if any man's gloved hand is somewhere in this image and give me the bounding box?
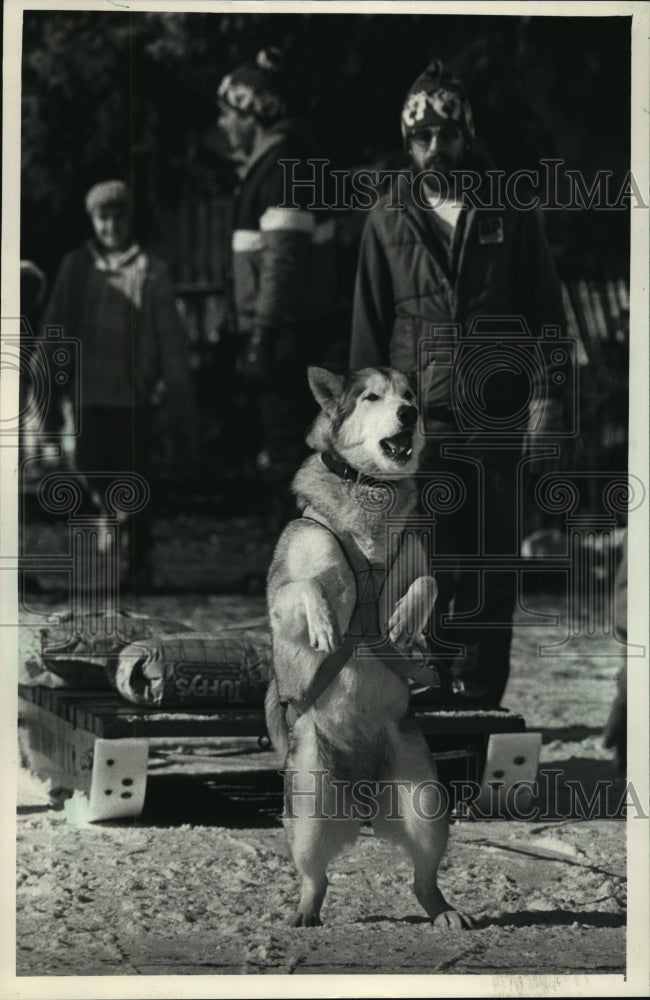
[523,397,566,473]
[273,323,302,369]
[237,324,304,380]
[237,327,273,382]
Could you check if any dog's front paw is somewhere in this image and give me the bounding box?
[304,586,342,653]
[408,633,430,659]
[388,577,437,648]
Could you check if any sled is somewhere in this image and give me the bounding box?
[18,683,539,823]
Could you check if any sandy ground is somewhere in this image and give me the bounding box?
[15,581,640,987]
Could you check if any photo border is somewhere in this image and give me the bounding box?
[2,2,648,997]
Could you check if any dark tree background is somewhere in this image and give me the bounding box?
[18,10,634,512]
[21,10,632,279]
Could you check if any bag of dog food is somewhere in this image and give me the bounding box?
[114,629,273,707]
[37,609,194,689]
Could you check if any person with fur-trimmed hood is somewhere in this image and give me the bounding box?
[350,59,569,708]
[217,48,341,528]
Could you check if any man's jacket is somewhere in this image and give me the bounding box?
[230,121,338,365]
[350,173,568,418]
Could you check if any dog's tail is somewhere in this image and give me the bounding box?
[264,678,289,759]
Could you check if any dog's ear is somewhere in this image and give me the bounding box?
[307,367,345,415]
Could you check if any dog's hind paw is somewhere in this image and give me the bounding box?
[287,909,323,928]
[433,909,474,931]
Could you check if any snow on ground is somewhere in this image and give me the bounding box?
[16,583,636,981]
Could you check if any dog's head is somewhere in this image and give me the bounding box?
[306,365,434,479]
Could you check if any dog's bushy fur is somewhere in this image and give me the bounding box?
[266,366,470,929]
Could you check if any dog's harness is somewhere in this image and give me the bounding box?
[281,481,439,728]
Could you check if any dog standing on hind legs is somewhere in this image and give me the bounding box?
[265,365,472,930]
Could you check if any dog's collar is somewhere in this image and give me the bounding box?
[320,451,389,490]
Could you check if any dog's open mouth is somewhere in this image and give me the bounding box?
[380,430,414,464]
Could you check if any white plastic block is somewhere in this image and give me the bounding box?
[65,738,149,823]
[474,732,542,819]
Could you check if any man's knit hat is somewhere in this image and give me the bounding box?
[401,59,475,144]
[218,48,292,124]
[85,180,129,215]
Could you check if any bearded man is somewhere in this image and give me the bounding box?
[350,59,569,707]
